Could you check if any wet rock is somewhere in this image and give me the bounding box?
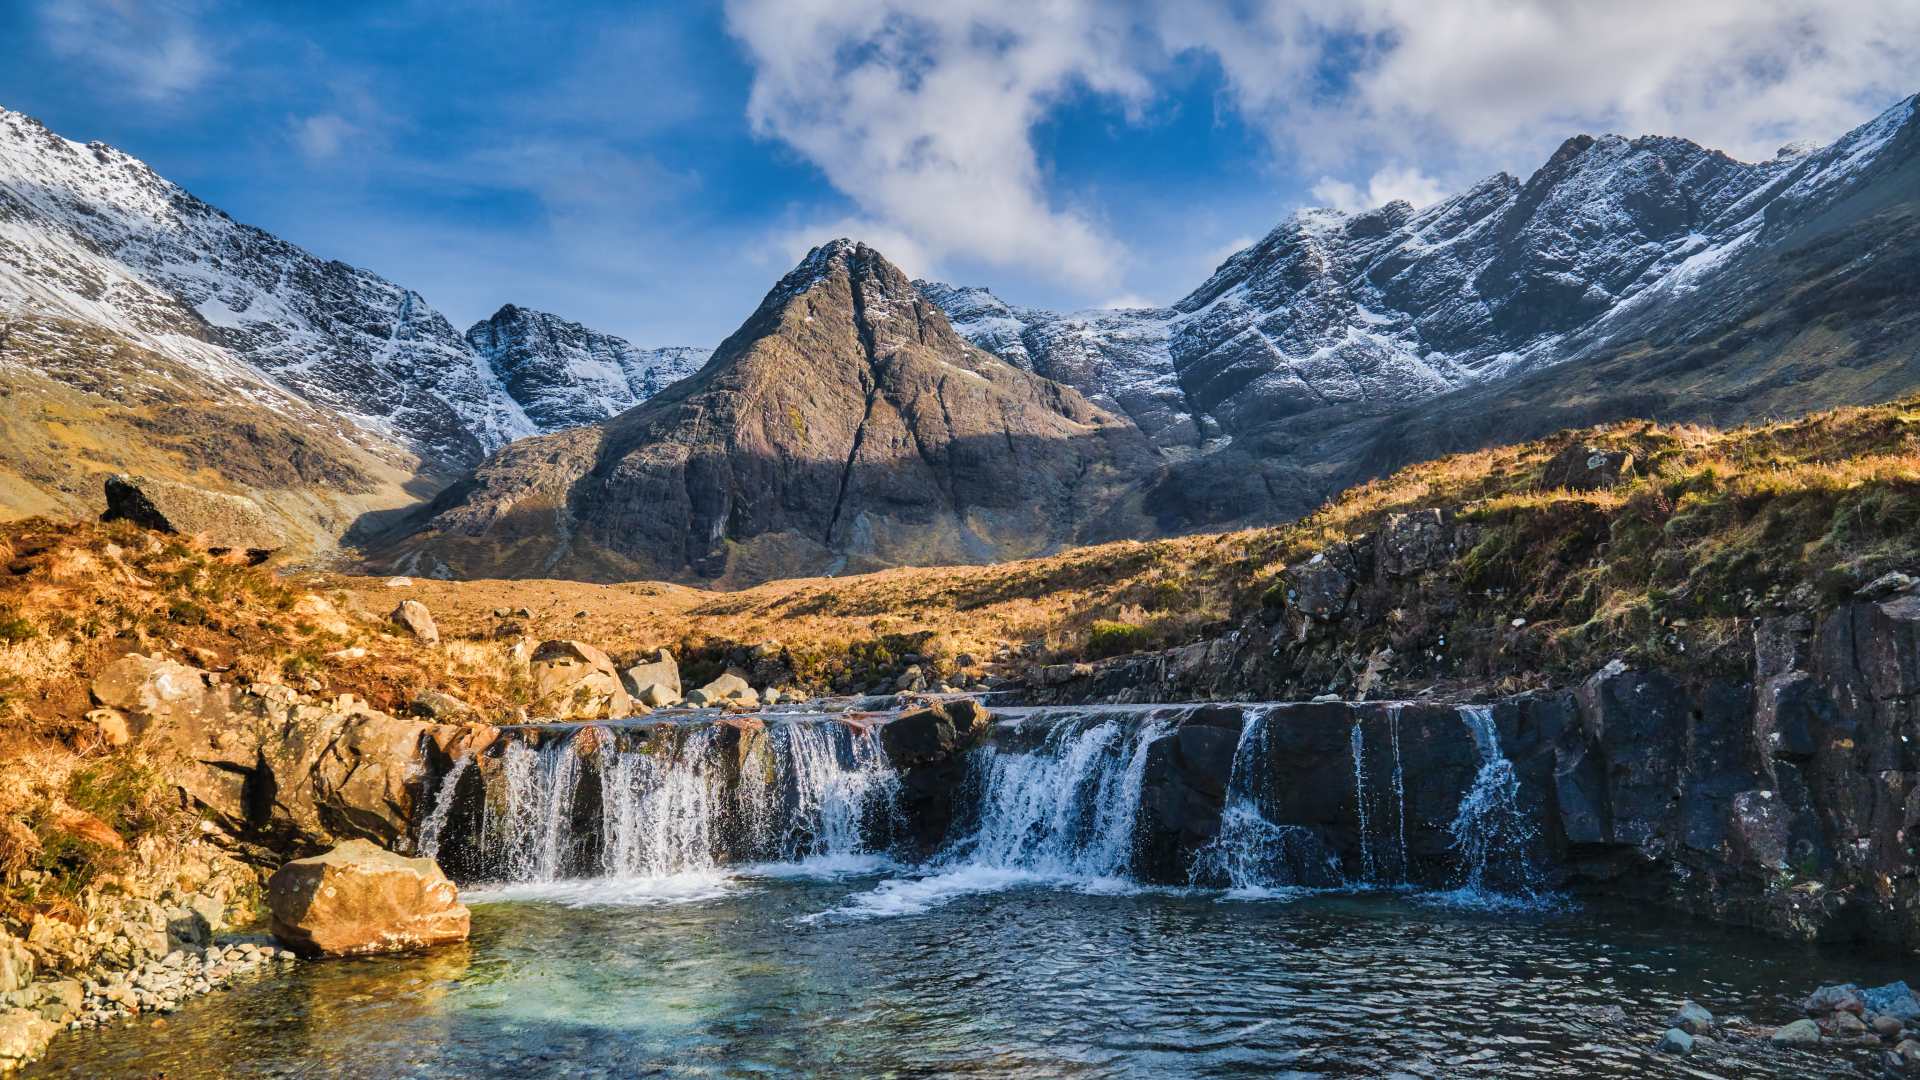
[1726,790,1791,869]
[529,640,633,720]
[1539,443,1635,491]
[1806,984,1866,1016]
[389,600,440,645]
[1874,1014,1907,1039]
[267,839,469,958]
[1832,1010,1872,1038]
[1669,1001,1714,1035]
[881,699,991,850]
[1865,982,1920,1023]
[101,474,282,559]
[1772,1018,1823,1046]
[1657,1027,1694,1055]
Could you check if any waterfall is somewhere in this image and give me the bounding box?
[1350,723,1376,881]
[946,714,1168,879]
[1389,706,1409,884]
[1191,708,1343,893]
[436,718,901,891]
[1443,705,1548,905]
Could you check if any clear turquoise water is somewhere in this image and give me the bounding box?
[25,869,1908,1079]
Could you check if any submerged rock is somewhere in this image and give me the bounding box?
[1656,1027,1693,1055]
[1668,1001,1714,1035]
[1772,1018,1822,1046]
[267,840,469,958]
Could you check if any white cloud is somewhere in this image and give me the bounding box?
[1097,292,1157,310]
[724,1,1920,298]
[1310,165,1448,214]
[39,0,215,103]
[291,114,358,160]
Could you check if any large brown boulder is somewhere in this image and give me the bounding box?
[267,839,469,958]
[530,640,633,719]
[101,474,283,559]
[389,599,440,645]
[621,649,681,705]
[88,653,209,738]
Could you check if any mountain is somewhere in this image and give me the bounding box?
[928,93,1920,527]
[384,241,1162,583]
[464,305,709,432]
[0,106,709,550]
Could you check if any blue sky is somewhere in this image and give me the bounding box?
[3,1,1917,346]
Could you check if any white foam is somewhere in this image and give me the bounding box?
[466,871,738,908]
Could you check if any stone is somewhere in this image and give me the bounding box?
[1832,1010,1871,1038]
[408,691,474,721]
[1772,1018,1822,1046]
[879,699,991,769]
[290,594,355,636]
[1805,984,1865,1016]
[635,683,679,708]
[529,640,633,720]
[1874,1014,1906,1038]
[1374,509,1450,577]
[619,650,681,700]
[86,708,131,747]
[1656,1027,1694,1055]
[32,981,81,1024]
[1897,1039,1920,1065]
[0,1008,56,1072]
[385,577,412,588]
[895,665,926,692]
[267,839,470,958]
[101,474,283,559]
[1280,553,1351,623]
[1668,1001,1714,1035]
[88,654,208,734]
[1539,443,1635,491]
[1865,982,1920,1023]
[389,600,440,645]
[0,937,30,995]
[1858,571,1918,600]
[696,672,756,705]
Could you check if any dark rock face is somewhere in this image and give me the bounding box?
[400,241,1163,583]
[1539,444,1636,491]
[881,700,991,852]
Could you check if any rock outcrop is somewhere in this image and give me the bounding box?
[101,475,283,559]
[881,700,992,850]
[390,241,1162,584]
[266,840,470,958]
[88,653,495,860]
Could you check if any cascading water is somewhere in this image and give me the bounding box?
[1350,723,1374,881]
[1441,705,1549,907]
[1190,708,1344,894]
[436,718,903,899]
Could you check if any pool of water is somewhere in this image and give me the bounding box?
[27,869,1906,1078]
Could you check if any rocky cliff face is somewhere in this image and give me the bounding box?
[464,305,709,432]
[392,241,1163,583]
[929,94,1920,530]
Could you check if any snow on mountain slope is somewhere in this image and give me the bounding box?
[0,106,534,470]
[464,305,709,431]
[926,93,1920,447]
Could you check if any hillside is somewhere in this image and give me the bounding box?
[383,241,1163,584]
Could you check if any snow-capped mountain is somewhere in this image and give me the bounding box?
[926,92,1920,452]
[464,305,709,432]
[0,107,535,470]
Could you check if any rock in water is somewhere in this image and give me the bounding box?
[267,840,469,958]
[1668,1001,1714,1035]
[389,599,440,645]
[1771,1018,1822,1046]
[101,475,283,559]
[1656,1027,1693,1055]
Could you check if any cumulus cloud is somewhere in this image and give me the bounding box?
[39,0,215,103]
[1310,166,1448,214]
[725,0,1920,294]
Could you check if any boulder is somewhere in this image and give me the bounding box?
[621,650,681,704]
[1772,1018,1823,1046]
[86,708,131,747]
[880,699,991,768]
[0,1009,56,1073]
[389,600,439,645]
[529,640,633,720]
[266,839,469,958]
[101,474,282,559]
[1374,509,1450,578]
[88,654,209,738]
[1656,1027,1693,1055]
[1832,1010,1871,1038]
[1539,443,1635,491]
[1280,553,1352,624]
[696,671,757,707]
[408,691,474,722]
[1668,1001,1714,1035]
[1865,982,1920,1023]
[1805,983,1865,1016]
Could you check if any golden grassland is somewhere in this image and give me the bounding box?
[0,393,1915,908]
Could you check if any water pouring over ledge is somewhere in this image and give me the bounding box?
[412,698,1558,914]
